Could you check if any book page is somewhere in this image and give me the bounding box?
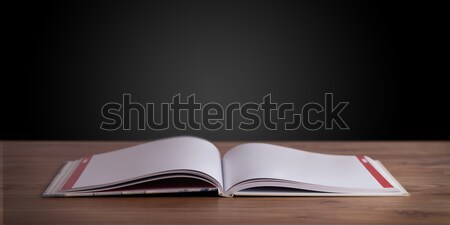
[222,143,388,192]
[71,136,223,189]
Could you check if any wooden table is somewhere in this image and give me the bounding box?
[2,141,450,224]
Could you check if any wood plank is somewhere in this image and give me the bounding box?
[3,141,450,223]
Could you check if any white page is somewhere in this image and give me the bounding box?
[73,136,223,189]
[222,143,385,191]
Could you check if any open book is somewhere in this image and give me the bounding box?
[43,136,408,197]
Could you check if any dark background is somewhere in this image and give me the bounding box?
[3,0,449,140]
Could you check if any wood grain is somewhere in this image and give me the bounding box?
[1,141,3,224]
[2,141,450,224]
